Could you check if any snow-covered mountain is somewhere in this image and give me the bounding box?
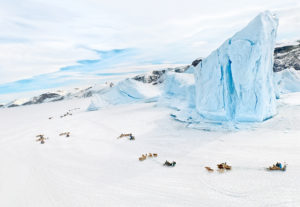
[1,66,190,108]
[132,65,189,85]
[3,85,104,108]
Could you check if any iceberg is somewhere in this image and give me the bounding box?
[194,11,278,122]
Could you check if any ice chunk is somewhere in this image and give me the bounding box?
[161,72,195,110]
[274,69,300,95]
[195,11,278,122]
[87,94,108,111]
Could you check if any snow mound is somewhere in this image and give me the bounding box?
[195,11,278,122]
[87,94,109,111]
[87,79,161,110]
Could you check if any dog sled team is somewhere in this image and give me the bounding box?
[267,162,287,171]
[36,132,71,144]
[36,134,48,144]
[60,112,72,118]
[139,153,158,161]
[48,108,80,120]
[205,163,232,172]
[35,128,288,172]
[138,153,176,167]
[117,133,135,140]
[204,162,287,172]
[59,132,70,137]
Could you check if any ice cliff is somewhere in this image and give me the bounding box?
[194,11,278,122]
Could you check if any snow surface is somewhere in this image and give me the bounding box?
[194,11,278,122]
[0,92,300,207]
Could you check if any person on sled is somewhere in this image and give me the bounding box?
[276,162,282,169]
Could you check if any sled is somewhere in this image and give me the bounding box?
[59,132,70,137]
[164,160,176,167]
[267,164,287,171]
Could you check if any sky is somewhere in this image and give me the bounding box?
[0,0,299,97]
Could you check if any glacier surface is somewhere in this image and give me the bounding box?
[194,11,278,122]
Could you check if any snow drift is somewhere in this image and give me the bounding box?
[87,79,161,110]
[194,11,278,122]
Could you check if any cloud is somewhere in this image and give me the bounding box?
[0,48,156,94]
[0,0,299,96]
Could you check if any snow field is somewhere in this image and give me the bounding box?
[0,93,300,206]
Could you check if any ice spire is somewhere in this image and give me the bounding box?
[194,11,278,122]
